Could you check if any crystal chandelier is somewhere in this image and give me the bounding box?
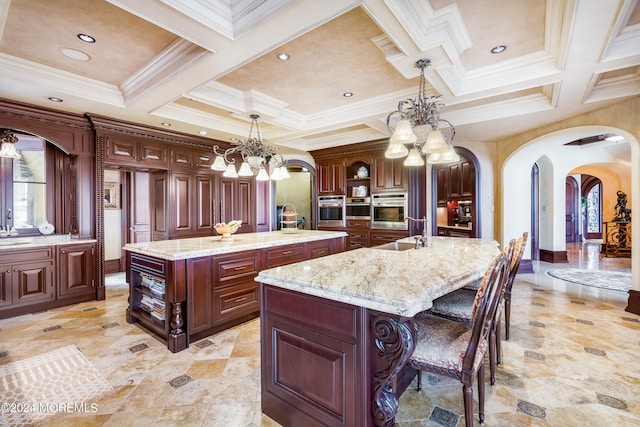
[385,59,459,166]
[0,129,21,159]
[210,114,289,181]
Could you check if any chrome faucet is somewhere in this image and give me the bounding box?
[404,216,429,248]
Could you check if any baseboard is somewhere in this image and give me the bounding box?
[626,290,640,316]
[539,250,568,263]
[104,259,122,274]
[518,259,534,274]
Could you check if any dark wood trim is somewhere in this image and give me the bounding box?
[625,290,640,316]
[104,258,121,274]
[517,259,534,274]
[539,249,568,263]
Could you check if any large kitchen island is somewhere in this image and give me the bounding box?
[123,230,347,352]
[256,236,500,427]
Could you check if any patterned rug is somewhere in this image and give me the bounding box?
[546,268,632,292]
[0,345,113,426]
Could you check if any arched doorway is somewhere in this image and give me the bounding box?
[581,174,602,240]
[565,176,579,242]
[272,159,317,230]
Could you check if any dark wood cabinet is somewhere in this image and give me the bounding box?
[369,229,409,246]
[345,219,370,250]
[0,247,54,314]
[169,173,218,238]
[105,136,167,168]
[372,156,407,191]
[57,242,95,297]
[264,244,305,268]
[218,177,255,233]
[317,159,346,195]
[187,256,213,336]
[169,146,215,171]
[436,167,448,206]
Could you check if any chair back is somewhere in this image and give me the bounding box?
[506,232,528,292]
[461,253,510,376]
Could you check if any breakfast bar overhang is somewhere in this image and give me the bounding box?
[256,236,500,426]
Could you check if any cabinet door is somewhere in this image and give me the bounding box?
[449,163,461,198]
[138,142,167,167]
[193,149,214,171]
[219,178,235,225]
[236,179,255,233]
[318,160,345,194]
[196,175,215,233]
[436,167,448,206]
[105,137,138,165]
[171,172,193,234]
[58,243,95,297]
[169,146,194,170]
[0,266,12,307]
[373,157,407,191]
[187,256,213,335]
[13,260,53,305]
[460,161,473,197]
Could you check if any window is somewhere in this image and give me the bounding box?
[1,134,47,234]
[586,184,601,234]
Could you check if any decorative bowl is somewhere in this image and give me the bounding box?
[214,220,242,239]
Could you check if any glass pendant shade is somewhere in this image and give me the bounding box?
[389,119,417,145]
[237,161,254,176]
[427,145,459,164]
[421,130,448,154]
[247,156,265,169]
[385,142,409,159]
[211,155,227,171]
[403,148,425,166]
[270,167,283,180]
[255,167,270,181]
[223,163,238,177]
[0,142,21,158]
[279,166,290,179]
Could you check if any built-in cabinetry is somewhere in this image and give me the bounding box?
[312,140,424,248]
[105,136,167,168]
[0,241,96,319]
[125,233,346,352]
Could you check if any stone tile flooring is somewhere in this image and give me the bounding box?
[0,241,636,426]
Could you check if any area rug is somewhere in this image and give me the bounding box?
[546,268,632,292]
[0,345,114,426]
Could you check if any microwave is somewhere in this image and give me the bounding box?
[371,193,408,230]
[345,197,371,220]
[318,195,345,227]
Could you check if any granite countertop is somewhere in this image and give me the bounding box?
[123,230,348,260]
[256,236,500,317]
[0,234,96,250]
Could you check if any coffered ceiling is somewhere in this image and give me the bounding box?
[1,0,639,154]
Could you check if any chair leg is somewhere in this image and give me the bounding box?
[416,370,422,391]
[496,318,502,366]
[478,361,486,424]
[489,323,496,386]
[462,383,474,427]
[504,295,511,340]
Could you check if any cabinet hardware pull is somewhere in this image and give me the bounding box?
[234,266,247,271]
[318,250,326,254]
[235,297,247,302]
[282,251,292,255]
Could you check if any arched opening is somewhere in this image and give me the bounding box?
[271,159,317,231]
[581,175,602,240]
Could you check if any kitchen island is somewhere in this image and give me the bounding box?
[123,230,347,352]
[256,236,500,427]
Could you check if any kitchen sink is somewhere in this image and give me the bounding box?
[371,241,416,251]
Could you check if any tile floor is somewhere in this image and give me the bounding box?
[0,241,636,426]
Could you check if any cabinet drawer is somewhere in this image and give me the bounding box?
[213,281,259,324]
[130,253,166,276]
[346,219,370,229]
[216,253,261,283]
[264,244,305,268]
[0,247,52,263]
[305,240,332,259]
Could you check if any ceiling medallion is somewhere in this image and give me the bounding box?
[385,59,458,166]
[210,114,289,181]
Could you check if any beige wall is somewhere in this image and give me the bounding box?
[104,170,121,261]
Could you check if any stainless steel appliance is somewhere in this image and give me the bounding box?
[345,196,371,220]
[371,193,408,230]
[318,195,345,227]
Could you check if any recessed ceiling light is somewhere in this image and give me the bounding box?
[276,53,290,61]
[162,122,171,127]
[48,97,63,103]
[60,48,90,61]
[199,130,207,136]
[230,137,238,142]
[343,92,353,97]
[491,45,507,54]
[77,34,95,43]
[605,135,624,141]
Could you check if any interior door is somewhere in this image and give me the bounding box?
[565,176,578,242]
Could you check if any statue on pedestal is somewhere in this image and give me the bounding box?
[612,190,631,222]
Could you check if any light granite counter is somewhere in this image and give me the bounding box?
[122,230,348,261]
[256,236,500,317]
[0,234,96,250]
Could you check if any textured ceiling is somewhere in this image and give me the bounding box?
[0,0,638,156]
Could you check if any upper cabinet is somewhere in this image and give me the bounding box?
[105,136,167,168]
[372,157,407,192]
[317,159,346,195]
[435,159,474,201]
[169,145,215,171]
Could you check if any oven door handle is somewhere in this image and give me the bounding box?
[373,203,404,207]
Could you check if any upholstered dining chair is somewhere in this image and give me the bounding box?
[409,252,510,427]
[426,239,517,385]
